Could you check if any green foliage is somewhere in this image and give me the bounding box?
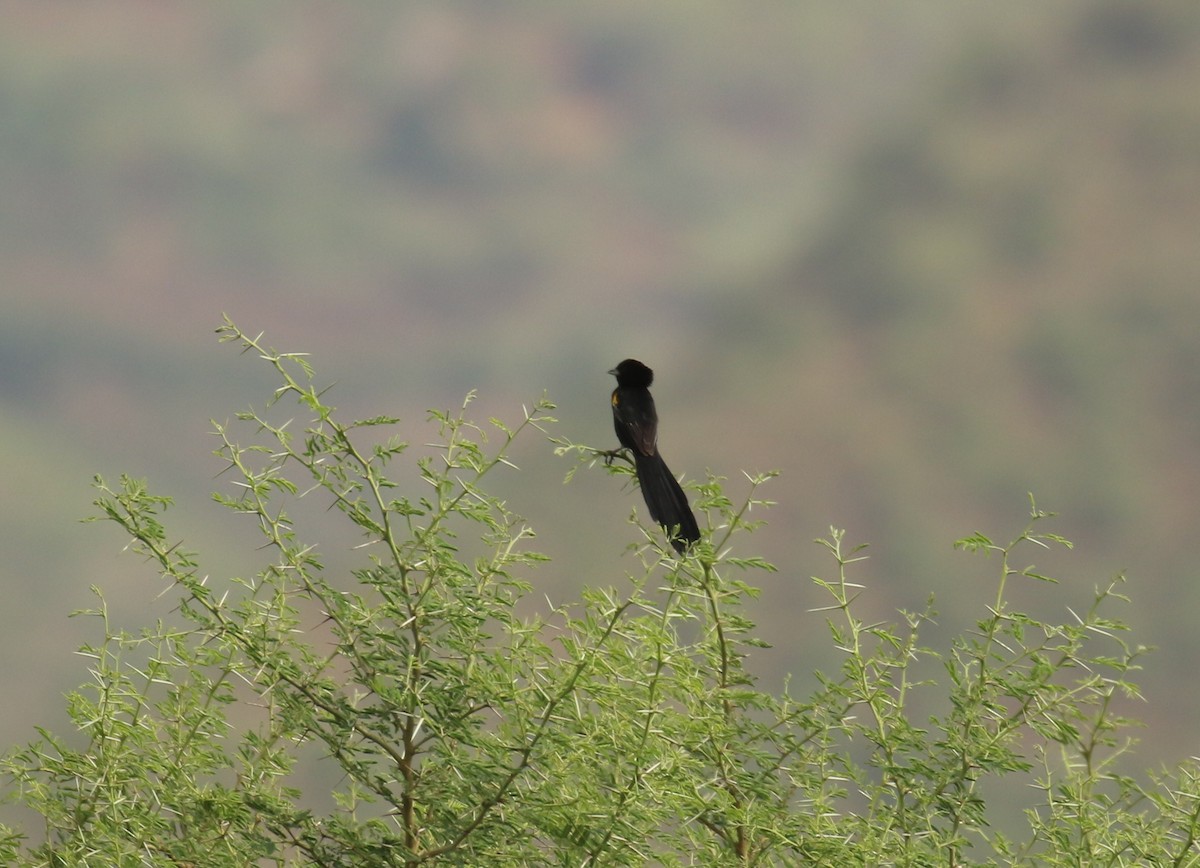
[3,319,1199,865]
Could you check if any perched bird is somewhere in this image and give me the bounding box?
[609,359,700,554]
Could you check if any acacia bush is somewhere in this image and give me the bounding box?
[2,319,1198,866]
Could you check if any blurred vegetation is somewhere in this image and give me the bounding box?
[2,0,1200,789]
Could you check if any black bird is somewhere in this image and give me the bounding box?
[609,359,700,554]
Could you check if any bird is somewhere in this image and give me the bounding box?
[609,358,700,554]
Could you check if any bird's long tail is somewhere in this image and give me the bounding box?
[632,452,700,554]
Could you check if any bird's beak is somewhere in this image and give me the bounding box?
[608,367,618,377]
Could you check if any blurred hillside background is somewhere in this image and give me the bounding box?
[3,0,1199,784]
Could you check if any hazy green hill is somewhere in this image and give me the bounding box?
[2,0,1199,777]
[733,0,1200,758]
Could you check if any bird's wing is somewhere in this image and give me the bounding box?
[613,391,658,456]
